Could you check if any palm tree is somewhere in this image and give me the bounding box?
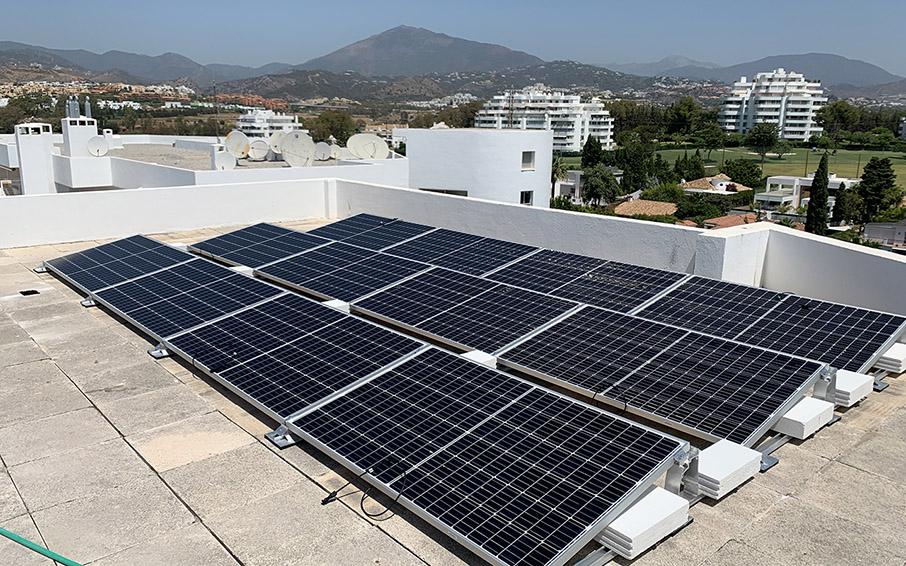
[551,154,569,199]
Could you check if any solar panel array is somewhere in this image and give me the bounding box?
[190,223,330,269]
[44,236,689,566]
[45,235,190,292]
[289,348,684,566]
[355,267,577,353]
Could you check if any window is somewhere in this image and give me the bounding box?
[520,190,534,206]
[521,151,535,171]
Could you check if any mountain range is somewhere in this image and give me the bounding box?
[1,27,905,99]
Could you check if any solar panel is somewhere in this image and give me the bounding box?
[307,213,394,240]
[44,235,192,292]
[500,308,690,394]
[384,228,484,263]
[213,315,422,419]
[95,258,282,339]
[290,348,685,566]
[258,243,429,302]
[354,269,576,352]
[740,296,906,372]
[167,293,347,372]
[338,220,435,250]
[257,242,374,285]
[431,237,538,276]
[353,268,498,327]
[416,285,577,353]
[499,306,823,446]
[190,223,295,259]
[553,261,687,312]
[486,249,609,293]
[300,253,429,302]
[636,277,788,339]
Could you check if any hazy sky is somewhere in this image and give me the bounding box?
[5,0,906,75]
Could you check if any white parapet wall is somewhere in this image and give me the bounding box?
[333,179,703,272]
[0,178,330,248]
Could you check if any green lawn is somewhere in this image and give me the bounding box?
[563,148,906,183]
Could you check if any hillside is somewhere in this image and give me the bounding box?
[659,53,902,87]
[216,60,656,102]
[603,55,719,76]
[298,25,543,77]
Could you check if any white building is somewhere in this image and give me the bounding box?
[756,171,860,210]
[900,117,906,140]
[397,128,552,207]
[474,85,614,152]
[236,109,306,138]
[718,69,827,142]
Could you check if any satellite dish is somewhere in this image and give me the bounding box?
[225,130,250,159]
[268,131,285,155]
[346,133,390,159]
[86,136,108,157]
[213,151,236,170]
[329,144,341,159]
[248,139,269,161]
[314,142,331,161]
[281,132,316,167]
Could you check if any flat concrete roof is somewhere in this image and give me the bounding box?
[2,222,906,566]
[107,144,338,171]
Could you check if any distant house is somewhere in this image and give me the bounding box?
[864,220,906,247]
[614,199,677,217]
[702,212,759,229]
[756,172,859,210]
[680,173,752,195]
[554,168,624,205]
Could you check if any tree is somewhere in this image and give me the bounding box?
[665,96,701,137]
[857,157,900,223]
[619,133,652,193]
[746,122,780,172]
[719,158,763,189]
[805,153,830,235]
[581,136,607,168]
[650,154,676,186]
[551,154,569,199]
[581,164,620,206]
[773,140,793,159]
[687,150,706,180]
[696,122,726,160]
[640,184,685,203]
[815,100,858,146]
[832,182,862,224]
[305,110,357,144]
[673,151,689,181]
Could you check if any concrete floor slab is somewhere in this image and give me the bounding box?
[0,468,26,523]
[841,431,906,485]
[10,439,153,512]
[55,352,181,405]
[0,340,49,368]
[127,411,255,472]
[750,442,830,496]
[745,496,906,565]
[794,461,906,540]
[89,523,239,566]
[0,360,90,429]
[32,474,194,564]
[698,539,792,566]
[0,514,55,566]
[96,384,212,436]
[162,442,305,519]
[0,407,118,466]
[205,482,421,566]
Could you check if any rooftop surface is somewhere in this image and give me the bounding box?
[1,221,906,566]
[106,144,337,171]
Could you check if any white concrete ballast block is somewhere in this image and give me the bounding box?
[596,485,689,559]
[772,396,834,439]
[833,370,874,407]
[697,440,762,499]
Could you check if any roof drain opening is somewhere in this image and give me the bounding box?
[19,289,40,296]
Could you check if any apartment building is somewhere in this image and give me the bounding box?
[236,109,306,137]
[718,68,827,142]
[474,85,614,152]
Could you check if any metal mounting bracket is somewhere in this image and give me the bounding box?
[266,425,298,449]
[80,297,96,308]
[760,453,779,472]
[33,265,48,274]
[147,344,170,359]
[874,379,889,392]
[665,447,700,499]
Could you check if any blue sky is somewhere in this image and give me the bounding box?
[5,0,906,75]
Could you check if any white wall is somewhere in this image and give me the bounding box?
[109,157,196,189]
[52,155,113,189]
[762,227,906,315]
[693,223,772,285]
[400,129,553,208]
[0,179,329,248]
[194,157,408,188]
[334,180,703,272]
